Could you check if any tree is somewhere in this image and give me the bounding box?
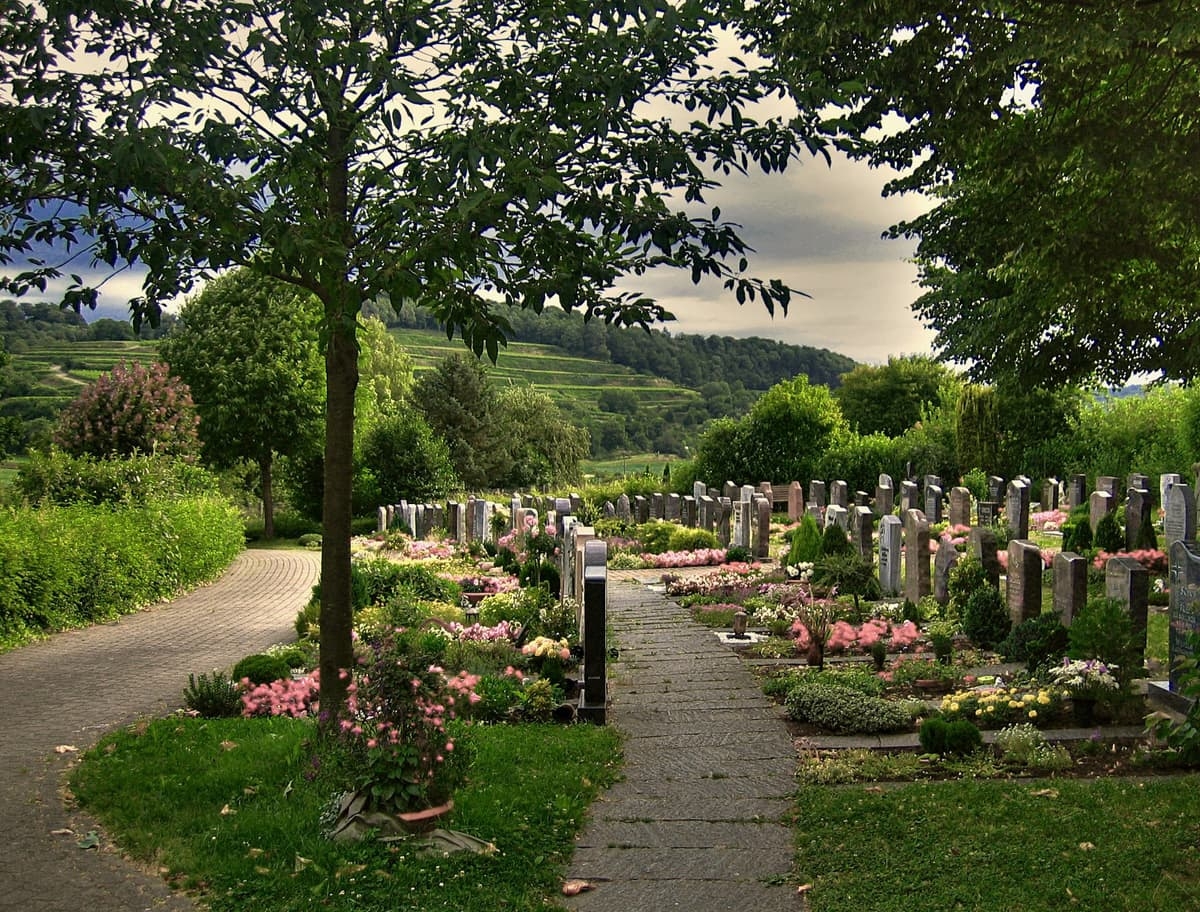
[413,355,503,490]
[835,355,955,438]
[53,360,200,459]
[159,269,325,538]
[356,317,414,433]
[495,385,590,489]
[765,1,1200,389]
[1,0,808,717]
[361,410,459,504]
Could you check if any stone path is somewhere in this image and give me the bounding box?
[0,548,321,912]
[564,577,801,911]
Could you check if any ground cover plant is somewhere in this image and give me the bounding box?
[70,717,621,912]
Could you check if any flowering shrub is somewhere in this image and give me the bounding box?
[333,633,479,812]
[939,685,1063,728]
[457,574,518,594]
[638,548,727,568]
[812,617,921,654]
[242,672,321,718]
[1047,658,1120,698]
[446,620,519,642]
[383,536,456,560]
[1030,509,1069,533]
[1092,549,1167,574]
[663,563,769,597]
[522,636,572,661]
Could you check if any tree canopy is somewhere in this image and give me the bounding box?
[835,355,956,438]
[763,1,1200,389]
[0,0,813,715]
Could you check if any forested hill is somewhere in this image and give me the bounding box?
[391,302,856,391]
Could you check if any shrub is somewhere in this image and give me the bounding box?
[1093,510,1124,553]
[724,545,752,563]
[786,513,823,566]
[1067,597,1146,683]
[818,523,852,558]
[994,723,1073,770]
[998,613,1069,673]
[666,526,720,552]
[947,555,989,621]
[16,448,219,506]
[361,410,459,504]
[183,671,243,718]
[471,673,525,722]
[919,716,983,757]
[53,360,200,459]
[784,683,910,734]
[1061,516,1093,553]
[962,585,1010,649]
[637,520,675,554]
[814,551,880,610]
[787,665,886,697]
[232,653,293,686]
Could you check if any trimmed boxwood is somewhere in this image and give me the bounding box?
[784,682,910,734]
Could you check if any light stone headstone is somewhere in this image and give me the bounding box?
[616,493,632,522]
[510,494,523,529]
[1053,551,1087,627]
[403,503,419,538]
[969,526,1001,589]
[754,496,772,559]
[830,480,849,509]
[1106,555,1149,655]
[740,484,756,504]
[949,486,972,528]
[1005,479,1030,539]
[1169,540,1200,690]
[716,497,732,546]
[603,501,616,518]
[1042,478,1061,511]
[805,503,822,527]
[1125,487,1153,551]
[376,506,388,534]
[878,515,902,596]
[924,474,943,495]
[875,475,894,517]
[699,495,716,532]
[788,481,804,521]
[851,506,874,559]
[758,482,774,504]
[1165,483,1196,546]
[1006,539,1043,626]
[732,499,752,549]
[900,480,920,512]
[808,480,827,509]
[1068,474,1087,511]
[1161,473,1182,510]
[904,509,931,604]
[693,481,707,501]
[723,481,739,501]
[1089,490,1114,531]
[1096,475,1119,500]
[933,539,960,606]
[924,484,944,524]
[824,503,849,532]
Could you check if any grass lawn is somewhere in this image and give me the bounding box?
[71,716,622,912]
[794,776,1200,911]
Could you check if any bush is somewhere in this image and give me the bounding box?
[994,723,1073,770]
[947,555,989,621]
[15,448,220,506]
[232,653,292,686]
[787,513,823,566]
[998,613,1069,673]
[1093,510,1124,553]
[183,671,243,718]
[1061,516,1093,553]
[471,674,525,722]
[784,683,910,734]
[637,520,675,554]
[785,665,886,697]
[818,523,852,558]
[1068,597,1146,683]
[724,545,752,563]
[360,410,459,505]
[919,716,983,757]
[962,585,1010,650]
[666,526,720,552]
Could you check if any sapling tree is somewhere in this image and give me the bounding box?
[0,0,811,716]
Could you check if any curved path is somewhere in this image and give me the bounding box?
[0,548,321,912]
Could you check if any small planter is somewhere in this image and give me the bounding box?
[462,591,488,606]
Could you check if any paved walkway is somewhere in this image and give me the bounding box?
[564,577,801,911]
[0,548,321,912]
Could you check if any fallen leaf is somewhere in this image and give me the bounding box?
[220,741,238,751]
[220,804,236,816]
[562,880,593,896]
[77,831,100,850]
[797,883,814,894]
[1079,842,1095,851]
[294,855,312,873]
[54,745,78,754]
[247,847,265,858]
[243,786,258,796]
[1031,788,1059,798]
[51,828,74,836]
[863,786,884,794]
[254,866,271,875]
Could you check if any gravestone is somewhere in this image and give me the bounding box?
[633,495,649,524]
[1127,473,1150,497]
[426,504,444,536]
[569,493,584,515]
[1096,475,1118,499]
[969,526,1001,589]
[376,506,387,534]
[579,539,608,723]
[1005,479,1030,539]
[805,503,822,527]
[723,481,738,501]
[854,490,870,508]
[665,493,681,522]
[977,501,999,528]
[1089,490,1114,531]
[553,497,573,536]
[681,495,697,528]
[732,499,753,549]
[754,496,772,559]
[924,474,943,495]
[403,503,418,538]
[616,493,632,522]
[693,481,707,501]
[900,480,920,512]
[602,501,616,518]
[758,482,774,504]
[875,474,894,516]
[510,494,523,529]
[1042,478,1061,511]
[1125,487,1153,551]
[1068,474,1087,510]
[933,539,960,606]
[851,506,874,559]
[698,495,716,532]
[1169,541,1200,690]
[1053,551,1087,627]
[904,509,931,604]
[651,493,665,520]
[949,486,972,528]
[1165,483,1196,546]
[1161,473,1182,511]
[878,515,902,596]
[716,498,732,546]
[788,481,804,520]
[1106,555,1149,654]
[988,476,1006,502]
[1007,540,1043,626]
[830,480,849,509]
[740,483,756,505]
[825,503,849,532]
[924,484,944,524]
[808,480,827,509]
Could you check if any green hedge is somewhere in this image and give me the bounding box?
[0,496,243,649]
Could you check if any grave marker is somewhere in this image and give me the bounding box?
[851,506,874,559]
[1007,540,1043,626]
[875,474,894,516]
[1169,541,1200,690]
[787,481,804,520]
[754,496,772,559]
[1089,490,1114,531]
[1125,487,1153,551]
[977,501,999,528]
[1165,484,1196,546]
[969,526,1001,589]
[1042,478,1061,511]
[904,509,931,604]
[830,480,849,509]
[1067,474,1087,510]
[1053,551,1087,627]
[1005,479,1030,539]
[879,515,902,596]
[825,503,849,532]
[925,484,944,524]
[808,480,827,509]
[934,539,959,606]
[579,539,608,723]
[949,486,972,528]
[900,480,920,512]
[1106,555,1149,655]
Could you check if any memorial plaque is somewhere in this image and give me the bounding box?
[1169,540,1200,690]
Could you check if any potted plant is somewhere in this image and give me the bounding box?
[522,635,574,684]
[324,631,478,841]
[1047,658,1120,725]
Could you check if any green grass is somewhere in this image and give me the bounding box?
[71,716,622,912]
[795,776,1200,911]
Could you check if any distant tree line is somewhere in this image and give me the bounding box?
[393,301,856,392]
[0,300,175,348]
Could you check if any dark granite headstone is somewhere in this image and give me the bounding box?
[1125,487,1152,551]
[925,484,944,524]
[969,526,1001,589]
[934,539,959,606]
[1067,474,1087,511]
[1053,551,1087,627]
[808,480,827,509]
[977,501,999,528]
[1106,555,1149,655]
[851,506,874,559]
[1006,540,1043,626]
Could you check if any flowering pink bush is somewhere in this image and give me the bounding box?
[792,616,921,654]
[996,547,1056,570]
[1093,548,1167,573]
[242,671,320,718]
[1031,509,1069,532]
[639,548,727,568]
[447,620,518,641]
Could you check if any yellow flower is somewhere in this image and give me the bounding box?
[949,702,960,712]
[1028,710,1038,719]
[975,709,983,716]
[1038,694,1051,705]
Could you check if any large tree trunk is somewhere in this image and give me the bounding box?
[260,453,275,540]
[318,321,358,723]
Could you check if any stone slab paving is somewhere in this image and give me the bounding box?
[0,548,321,912]
[564,578,802,912]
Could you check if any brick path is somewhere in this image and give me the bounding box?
[564,576,801,911]
[0,548,321,912]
